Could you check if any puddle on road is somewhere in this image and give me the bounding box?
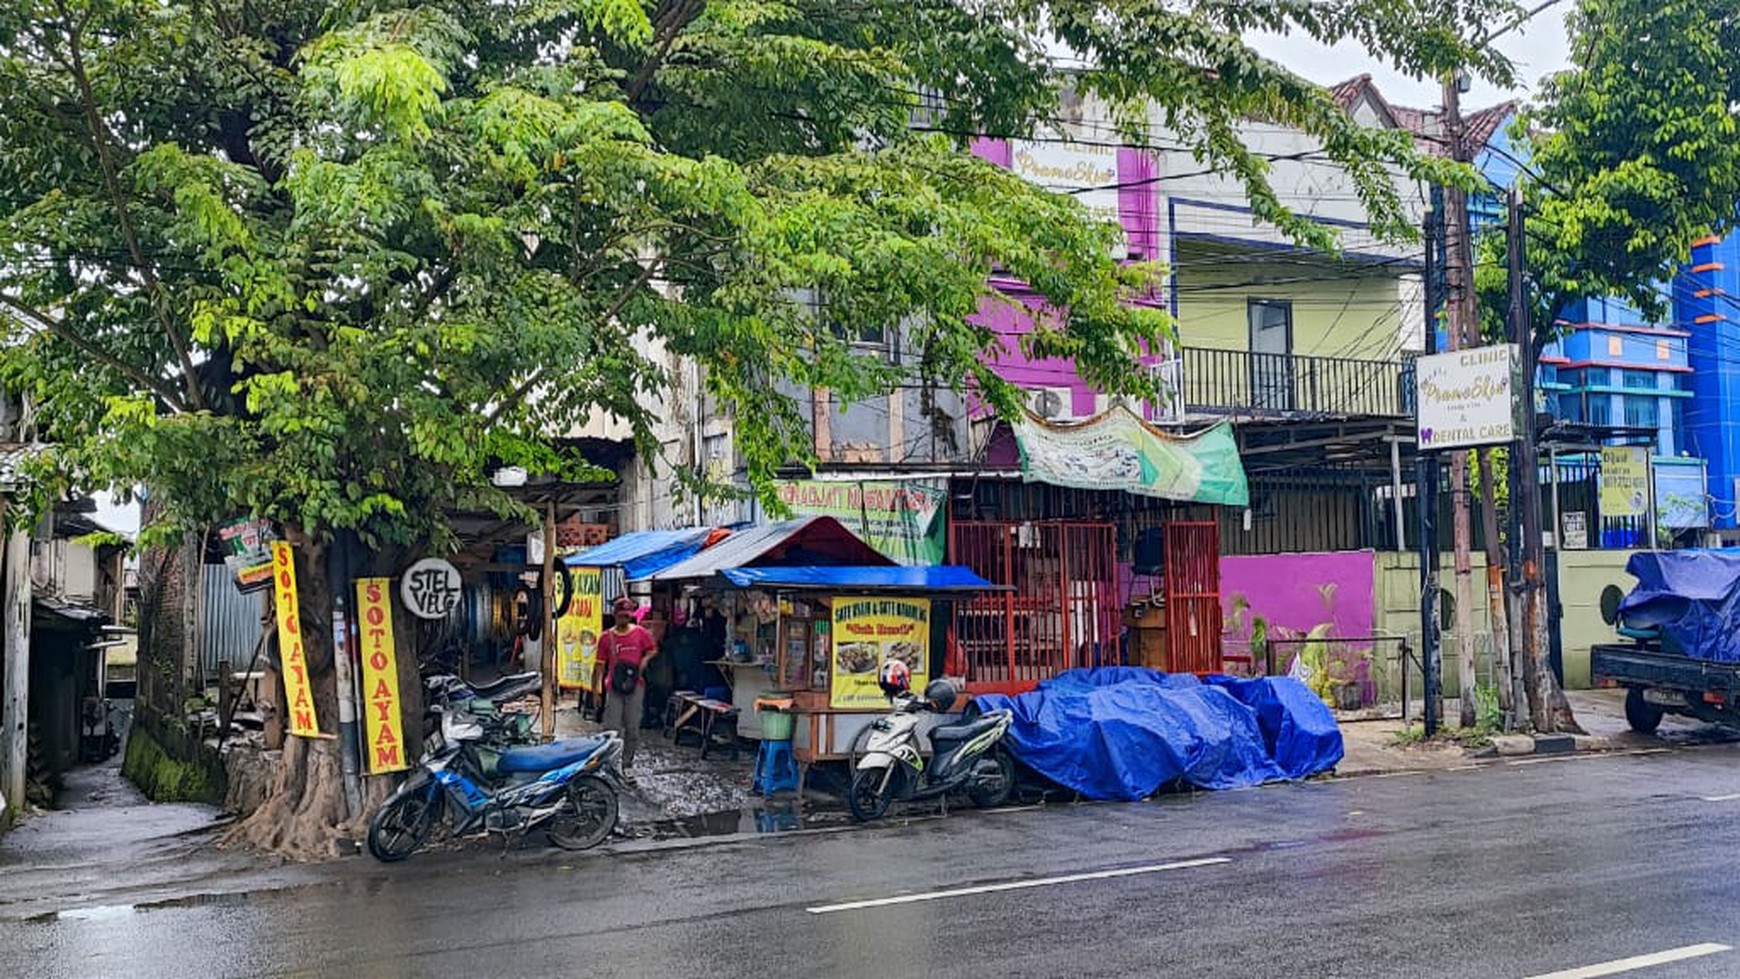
[628,797,853,842]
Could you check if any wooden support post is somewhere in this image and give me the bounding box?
[0,503,29,809]
[541,502,558,743]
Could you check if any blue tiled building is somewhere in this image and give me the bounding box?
[1673,234,1740,530]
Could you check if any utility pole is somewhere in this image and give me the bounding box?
[1440,73,1481,730]
[1419,190,1444,736]
[540,502,557,743]
[1509,186,1567,732]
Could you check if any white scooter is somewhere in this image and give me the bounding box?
[848,676,1016,822]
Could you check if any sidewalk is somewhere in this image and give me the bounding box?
[1335,687,1740,776]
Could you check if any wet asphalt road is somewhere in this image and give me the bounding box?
[13,746,1740,978]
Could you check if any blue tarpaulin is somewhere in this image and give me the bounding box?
[971,668,1344,801]
[564,528,720,582]
[719,565,996,593]
[1618,549,1740,662]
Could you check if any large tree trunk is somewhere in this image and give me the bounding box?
[225,530,427,860]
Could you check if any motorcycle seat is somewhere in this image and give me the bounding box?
[496,736,609,774]
[469,672,542,701]
[929,715,1003,746]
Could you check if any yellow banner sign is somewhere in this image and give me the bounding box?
[270,541,321,738]
[830,597,930,709]
[355,578,408,774]
[1601,446,1651,518]
[557,566,603,691]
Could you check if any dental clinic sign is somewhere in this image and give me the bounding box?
[1415,345,1522,451]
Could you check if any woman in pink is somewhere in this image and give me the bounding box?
[595,596,659,777]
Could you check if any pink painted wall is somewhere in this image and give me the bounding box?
[1219,551,1377,688]
[967,137,1167,418]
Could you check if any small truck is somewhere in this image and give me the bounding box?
[1590,581,1740,734]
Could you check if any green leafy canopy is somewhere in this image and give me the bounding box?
[1,0,1507,549]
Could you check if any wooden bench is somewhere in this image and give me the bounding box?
[664,692,741,760]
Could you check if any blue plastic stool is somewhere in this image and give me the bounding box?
[752,739,800,796]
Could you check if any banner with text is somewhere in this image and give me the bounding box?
[270,541,321,738]
[1415,345,1521,451]
[776,479,947,566]
[557,566,603,691]
[355,578,408,773]
[1013,408,1249,506]
[830,597,931,709]
[1600,446,1651,518]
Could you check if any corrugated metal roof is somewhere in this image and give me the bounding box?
[0,444,45,487]
[651,516,891,582]
[563,526,722,581]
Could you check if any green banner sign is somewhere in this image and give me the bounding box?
[775,478,947,566]
[1014,409,1249,506]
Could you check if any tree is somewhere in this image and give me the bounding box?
[1,0,1508,857]
[1474,0,1740,731]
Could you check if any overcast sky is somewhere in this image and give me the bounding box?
[1248,7,1573,110]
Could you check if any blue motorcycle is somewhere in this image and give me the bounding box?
[367,709,623,862]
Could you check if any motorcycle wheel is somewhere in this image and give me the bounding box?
[847,766,896,823]
[966,749,1015,809]
[548,774,618,850]
[367,785,444,862]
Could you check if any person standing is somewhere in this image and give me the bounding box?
[595,596,658,780]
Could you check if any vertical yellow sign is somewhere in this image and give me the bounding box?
[1601,446,1651,518]
[557,566,603,691]
[270,541,321,738]
[830,597,930,709]
[355,578,408,773]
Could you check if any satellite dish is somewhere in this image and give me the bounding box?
[1599,585,1624,626]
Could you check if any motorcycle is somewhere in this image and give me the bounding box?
[847,680,1017,823]
[422,672,543,745]
[367,708,623,862]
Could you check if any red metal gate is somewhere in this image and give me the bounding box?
[949,520,1119,695]
[1163,521,1223,674]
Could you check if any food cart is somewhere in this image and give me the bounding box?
[697,565,1002,767]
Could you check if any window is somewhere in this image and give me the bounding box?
[1589,397,1610,426]
[1623,395,1658,429]
[1557,369,1585,389]
[1622,370,1657,390]
[1557,392,1584,422]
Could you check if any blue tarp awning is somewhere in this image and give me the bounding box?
[563,527,720,582]
[718,565,997,594]
[651,516,890,581]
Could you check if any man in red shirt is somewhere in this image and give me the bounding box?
[596,596,659,778]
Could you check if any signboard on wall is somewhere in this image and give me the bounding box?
[1009,139,1126,258]
[830,597,930,709]
[1415,345,1521,451]
[776,479,947,566]
[1600,447,1651,518]
[1561,511,1588,550]
[1013,408,1249,506]
[219,517,276,594]
[269,541,321,738]
[355,578,409,774]
[556,566,603,691]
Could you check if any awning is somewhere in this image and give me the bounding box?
[564,527,724,581]
[651,516,891,582]
[718,565,999,594]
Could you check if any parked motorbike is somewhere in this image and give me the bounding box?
[367,708,623,862]
[423,672,543,745]
[847,672,1016,823]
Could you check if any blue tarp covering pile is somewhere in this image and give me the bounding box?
[971,668,1344,801]
[1618,549,1740,662]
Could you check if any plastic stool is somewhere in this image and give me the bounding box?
[752,739,800,796]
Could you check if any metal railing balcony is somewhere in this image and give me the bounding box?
[1179,347,1410,419]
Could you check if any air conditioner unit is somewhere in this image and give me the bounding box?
[1146,358,1185,424]
[1027,386,1075,421]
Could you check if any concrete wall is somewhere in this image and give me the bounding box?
[1175,258,1408,361]
[1372,548,1639,702]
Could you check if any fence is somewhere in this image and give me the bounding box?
[1180,347,1408,418]
[200,565,267,687]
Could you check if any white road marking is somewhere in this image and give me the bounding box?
[1702,793,1740,802]
[1522,942,1732,979]
[805,857,1230,914]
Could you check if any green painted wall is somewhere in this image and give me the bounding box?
[1176,257,1405,361]
[1372,549,1639,702]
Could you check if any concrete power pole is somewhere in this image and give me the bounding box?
[1440,74,1481,730]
